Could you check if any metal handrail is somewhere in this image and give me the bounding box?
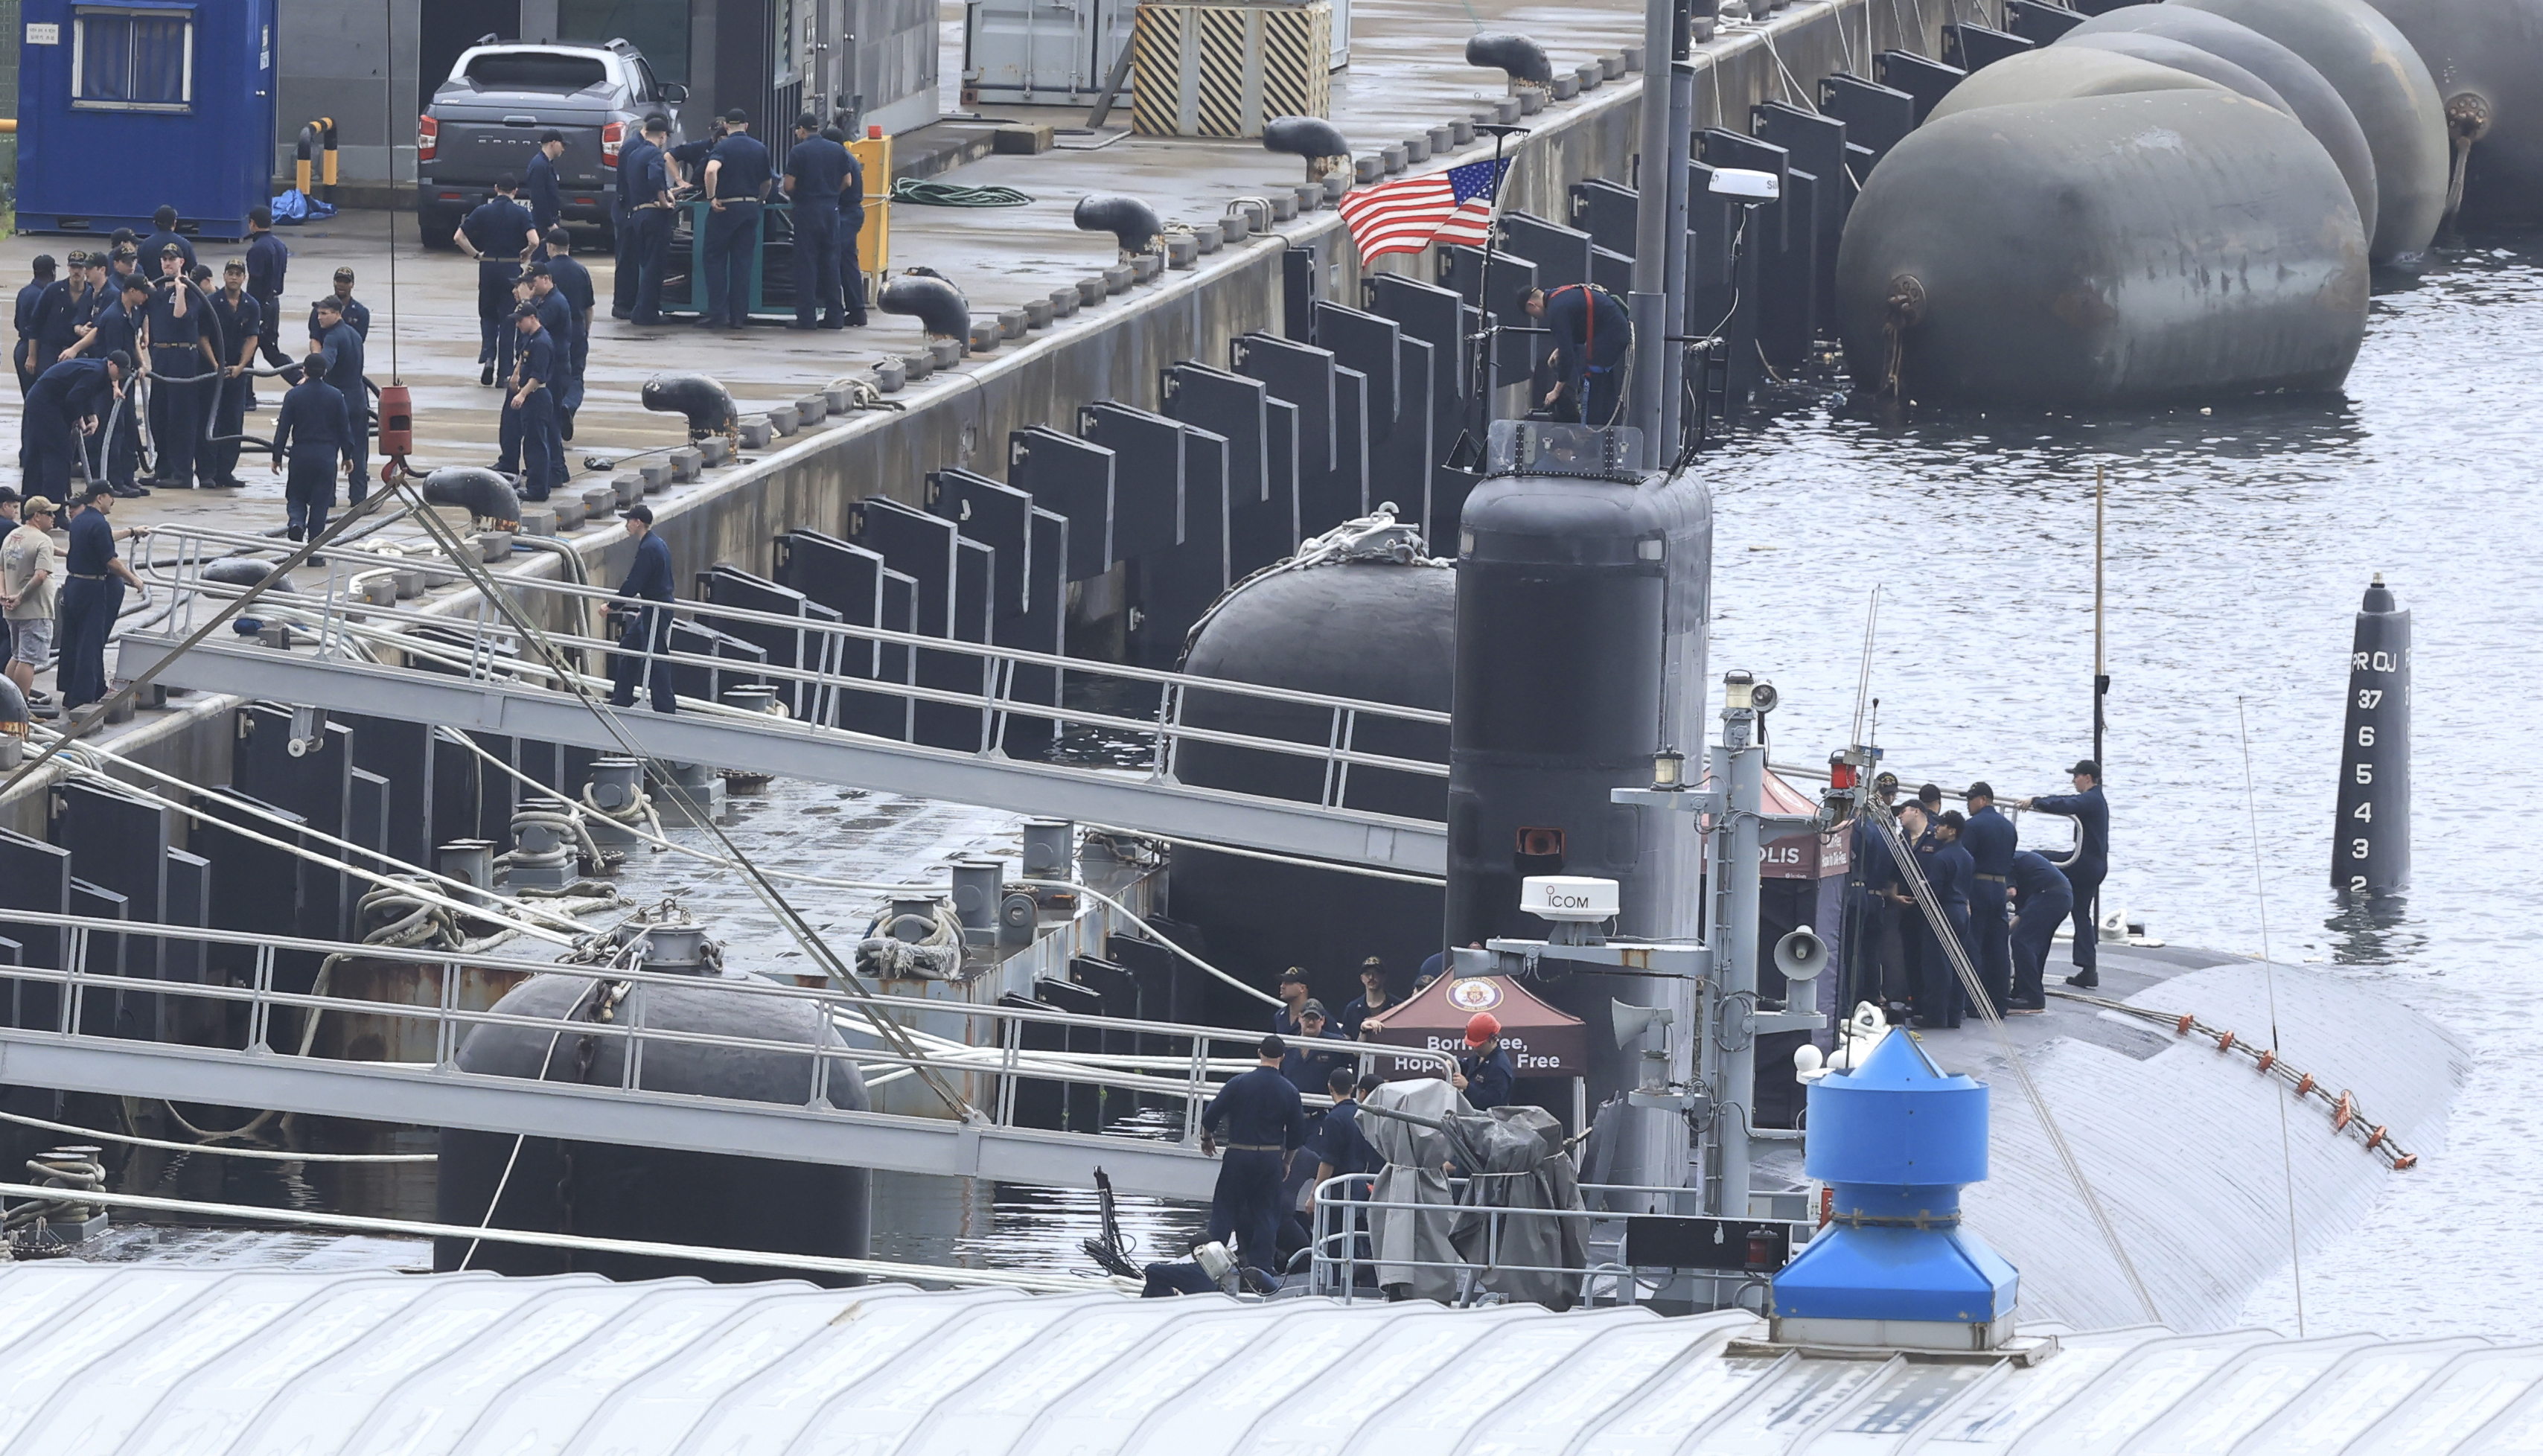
[0,907,1457,1140]
[140,524,1454,816]
[1305,1172,1679,1308]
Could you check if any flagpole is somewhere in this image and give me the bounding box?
[1463,124,1526,466]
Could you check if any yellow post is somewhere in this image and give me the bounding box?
[321,117,338,187]
[849,131,892,281]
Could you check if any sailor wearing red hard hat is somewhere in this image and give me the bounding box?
[1453,1012,1516,1110]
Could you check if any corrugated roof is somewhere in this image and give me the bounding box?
[0,1263,2534,1453]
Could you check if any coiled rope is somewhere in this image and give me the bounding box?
[890,177,1034,208]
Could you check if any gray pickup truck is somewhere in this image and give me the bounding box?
[418,38,687,247]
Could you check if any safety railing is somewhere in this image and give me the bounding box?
[1304,1173,1733,1309]
[135,524,1452,826]
[0,906,1458,1143]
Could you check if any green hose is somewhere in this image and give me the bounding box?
[890,177,1036,207]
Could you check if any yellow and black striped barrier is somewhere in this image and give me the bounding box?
[1132,0,1333,138]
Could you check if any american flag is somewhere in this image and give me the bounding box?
[1337,159,1510,266]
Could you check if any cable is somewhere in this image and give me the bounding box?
[2240,696,2305,1337]
[460,972,606,1271]
[1082,823,1444,886]
[1018,876,1279,1007]
[889,178,1033,208]
[0,1107,434,1163]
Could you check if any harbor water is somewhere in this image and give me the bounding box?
[1705,237,2543,1338]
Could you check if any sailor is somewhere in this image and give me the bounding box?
[269,339,356,547]
[1914,810,1976,1026]
[611,116,660,319]
[23,354,124,500]
[140,205,196,273]
[1517,283,1630,428]
[54,484,145,713]
[68,274,153,496]
[1196,1034,1308,1277]
[1454,1012,1516,1110]
[1840,771,1902,1013]
[666,115,727,188]
[243,208,292,403]
[1280,1000,1352,1095]
[698,109,773,330]
[141,244,212,491]
[311,297,369,502]
[526,131,567,232]
[1340,957,1393,1039]
[2020,759,2109,989]
[31,252,87,380]
[1309,1068,1384,1280]
[508,303,559,502]
[204,261,262,488]
[1914,782,1944,832]
[607,502,677,713]
[1272,967,1311,1035]
[307,266,371,341]
[2006,849,2070,1014]
[1962,782,2019,1016]
[624,115,677,325]
[526,263,576,476]
[539,230,594,439]
[781,114,851,330]
[492,272,536,479]
[456,176,542,385]
[14,255,55,403]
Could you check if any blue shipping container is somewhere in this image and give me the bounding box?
[16,0,281,240]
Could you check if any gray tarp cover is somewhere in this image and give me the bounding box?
[1362,1079,1589,1308]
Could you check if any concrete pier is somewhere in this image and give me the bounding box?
[0,0,1946,831]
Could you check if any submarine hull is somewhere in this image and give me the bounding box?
[1837,91,2369,407]
[2364,0,2543,231]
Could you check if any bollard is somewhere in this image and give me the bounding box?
[1219,209,1252,242]
[1553,74,1580,101]
[1380,143,1407,173]
[766,404,800,436]
[1428,124,1454,153]
[639,461,674,491]
[1166,235,1198,268]
[950,859,1004,944]
[1051,286,1082,317]
[612,475,644,508]
[1102,265,1134,294]
[1131,253,1164,283]
[968,318,1001,352]
[1293,182,1323,214]
[1450,117,1477,144]
[1600,52,1624,79]
[794,393,830,426]
[2332,574,2410,898]
[1354,154,1383,183]
[1519,87,1547,114]
[393,568,428,598]
[667,447,703,480]
[1193,222,1223,253]
[1023,297,1055,329]
[1022,818,1075,881]
[581,484,617,520]
[698,436,733,465]
[519,505,558,537]
[902,351,934,380]
[874,360,908,393]
[1321,173,1347,204]
[1269,191,1298,221]
[737,416,775,447]
[438,840,498,907]
[928,337,964,368]
[998,307,1029,336]
[1577,61,1602,90]
[1403,134,1431,164]
[820,384,852,415]
[554,496,587,531]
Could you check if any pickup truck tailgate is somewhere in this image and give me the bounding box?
[430,113,610,191]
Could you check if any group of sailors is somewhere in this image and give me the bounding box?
[9,207,370,510]
[1838,760,2111,1026]
[1187,957,1528,1280]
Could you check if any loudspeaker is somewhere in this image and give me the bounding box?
[1773,925,1828,983]
[1611,998,1675,1049]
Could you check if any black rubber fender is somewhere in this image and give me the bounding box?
[639,373,738,438]
[2362,0,2543,230]
[1466,32,1552,85]
[877,273,972,338]
[1835,90,2368,406]
[420,466,524,526]
[200,556,296,592]
[2067,5,2382,249]
[2175,0,2447,261]
[1072,194,1164,255]
[1263,116,1351,162]
[1929,47,2230,124]
[2057,32,2293,115]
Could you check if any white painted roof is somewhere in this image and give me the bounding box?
[0,1262,2537,1454]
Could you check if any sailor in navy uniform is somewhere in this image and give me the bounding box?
[1961,782,2019,1016]
[2022,759,2109,989]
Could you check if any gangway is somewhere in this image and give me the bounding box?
[119,526,1449,877]
[0,909,1458,1201]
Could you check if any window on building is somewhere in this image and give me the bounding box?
[72,6,193,112]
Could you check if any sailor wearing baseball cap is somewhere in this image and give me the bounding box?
[1453,1012,1516,1110]
[2020,760,2108,989]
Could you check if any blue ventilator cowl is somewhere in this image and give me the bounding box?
[1770,1029,2020,1348]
